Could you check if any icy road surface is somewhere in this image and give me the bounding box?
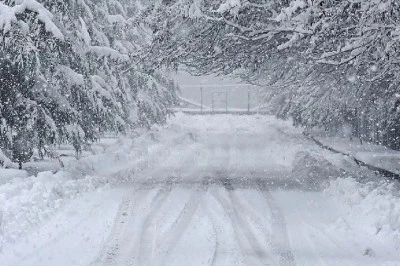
[2,114,400,266]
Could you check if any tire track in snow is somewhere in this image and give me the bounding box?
[91,182,160,266]
[212,179,278,266]
[136,176,176,265]
[204,187,242,266]
[92,177,295,266]
[100,197,132,265]
[256,179,296,266]
[20,193,123,265]
[222,178,280,265]
[298,223,334,266]
[92,177,174,266]
[214,139,277,265]
[155,176,211,265]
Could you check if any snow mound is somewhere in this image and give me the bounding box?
[325,177,400,242]
[0,171,109,249]
[0,123,192,250]
[291,151,344,190]
[0,169,28,185]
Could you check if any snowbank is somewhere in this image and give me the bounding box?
[325,178,400,241]
[0,120,190,250]
[313,134,400,177]
[0,171,110,249]
[293,142,400,241]
[290,143,400,250]
[291,150,345,190]
[0,169,28,185]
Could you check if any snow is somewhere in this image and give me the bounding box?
[0,2,17,33]
[0,0,64,40]
[273,189,400,266]
[177,96,210,109]
[89,46,129,61]
[79,17,91,45]
[1,114,400,265]
[275,0,307,22]
[325,178,400,240]
[106,14,127,25]
[0,171,111,249]
[217,0,241,15]
[0,150,12,169]
[188,2,203,18]
[0,169,28,185]
[313,134,400,176]
[77,0,94,20]
[1,188,127,266]
[277,34,299,50]
[57,65,85,87]
[91,75,114,100]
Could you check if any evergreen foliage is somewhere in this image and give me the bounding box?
[0,0,178,168]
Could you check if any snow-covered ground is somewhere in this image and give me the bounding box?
[1,113,400,265]
[314,134,400,176]
[1,136,120,177]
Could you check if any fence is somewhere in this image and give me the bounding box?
[177,85,268,114]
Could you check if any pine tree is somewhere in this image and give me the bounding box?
[0,0,178,168]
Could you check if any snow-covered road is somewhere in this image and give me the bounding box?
[91,178,296,266]
[2,114,400,266]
